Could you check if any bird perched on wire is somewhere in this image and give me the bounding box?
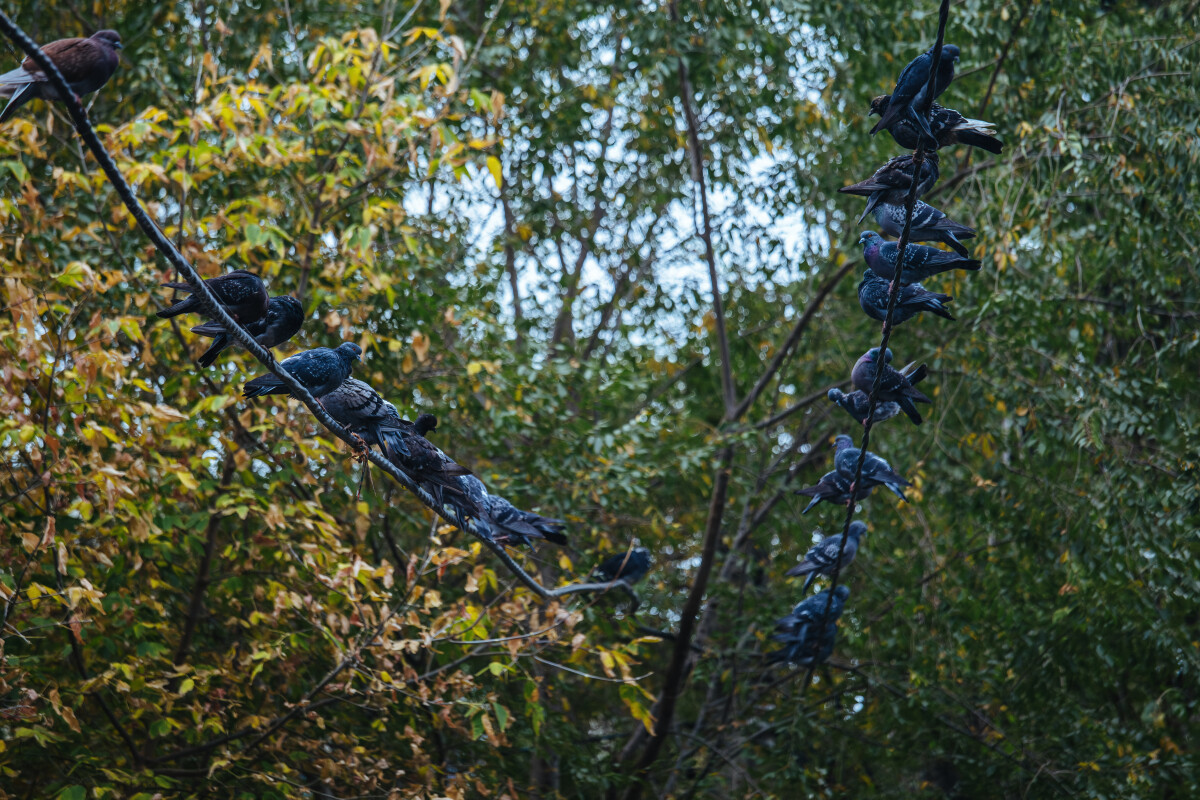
[242,342,360,400]
[767,585,850,665]
[796,470,874,514]
[868,44,960,148]
[870,95,1002,154]
[839,153,939,222]
[832,434,912,502]
[157,269,269,326]
[858,269,954,326]
[0,30,122,124]
[859,231,980,285]
[383,411,476,509]
[787,522,867,595]
[189,295,304,368]
[851,347,931,425]
[827,361,927,426]
[869,200,975,257]
[593,547,651,585]
[453,475,567,547]
[321,377,413,462]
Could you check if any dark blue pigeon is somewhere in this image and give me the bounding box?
[768,585,850,665]
[858,268,954,326]
[871,96,1002,154]
[384,413,479,509]
[859,231,980,285]
[827,388,902,426]
[868,44,960,147]
[870,200,975,257]
[786,521,867,594]
[839,153,939,222]
[0,30,122,124]
[593,547,652,585]
[454,475,567,547]
[851,347,930,425]
[796,470,874,514]
[832,434,911,501]
[242,342,360,400]
[158,269,268,325]
[189,295,304,368]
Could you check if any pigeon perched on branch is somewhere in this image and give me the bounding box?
[858,269,954,326]
[593,547,652,585]
[859,231,980,285]
[0,30,122,124]
[851,347,931,425]
[786,521,867,594]
[242,342,360,400]
[870,95,1003,154]
[868,44,959,148]
[839,153,939,222]
[454,475,567,547]
[768,585,850,665]
[385,412,475,508]
[832,434,912,501]
[321,378,412,462]
[157,270,269,325]
[870,200,975,257]
[827,361,926,426]
[796,470,874,514]
[189,295,304,368]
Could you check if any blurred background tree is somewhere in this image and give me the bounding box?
[0,0,1196,798]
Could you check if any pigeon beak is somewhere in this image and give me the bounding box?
[113,41,124,50]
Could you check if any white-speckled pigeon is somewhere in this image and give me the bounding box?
[189,295,304,368]
[786,521,867,594]
[851,347,930,425]
[242,342,360,399]
[870,200,975,257]
[871,95,1002,154]
[796,470,874,514]
[859,231,980,285]
[839,153,940,223]
[832,434,911,501]
[858,268,954,325]
[0,30,122,124]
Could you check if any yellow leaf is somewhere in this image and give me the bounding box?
[486,155,503,189]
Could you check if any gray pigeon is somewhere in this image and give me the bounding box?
[832,434,911,501]
[870,200,975,257]
[0,30,122,124]
[839,153,940,223]
[454,475,567,547]
[858,268,954,326]
[786,521,867,594]
[860,231,980,285]
[871,95,1002,154]
[321,377,411,463]
[242,342,360,399]
[795,470,874,514]
[851,348,931,425]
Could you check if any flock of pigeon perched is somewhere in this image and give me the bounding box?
[1,28,659,570]
[2,27,994,670]
[773,39,1000,668]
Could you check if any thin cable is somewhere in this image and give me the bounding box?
[0,12,564,601]
[801,0,953,692]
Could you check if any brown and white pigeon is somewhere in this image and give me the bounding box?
[0,30,122,124]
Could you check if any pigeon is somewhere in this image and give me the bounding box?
[242,342,361,400]
[832,434,912,501]
[839,153,939,223]
[870,200,975,257]
[0,30,122,125]
[454,475,567,547]
[786,521,867,594]
[157,270,269,325]
[827,362,926,425]
[870,96,1003,154]
[593,547,652,585]
[321,377,413,463]
[858,268,954,326]
[381,413,478,509]
[795,470,874,514]
[768,585,850,665]
[868,44,960,147]
[851,347,931,425]
[189,295,304,368]
[859,231,980,285]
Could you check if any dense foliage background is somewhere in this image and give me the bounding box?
[1,0,1197,798]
